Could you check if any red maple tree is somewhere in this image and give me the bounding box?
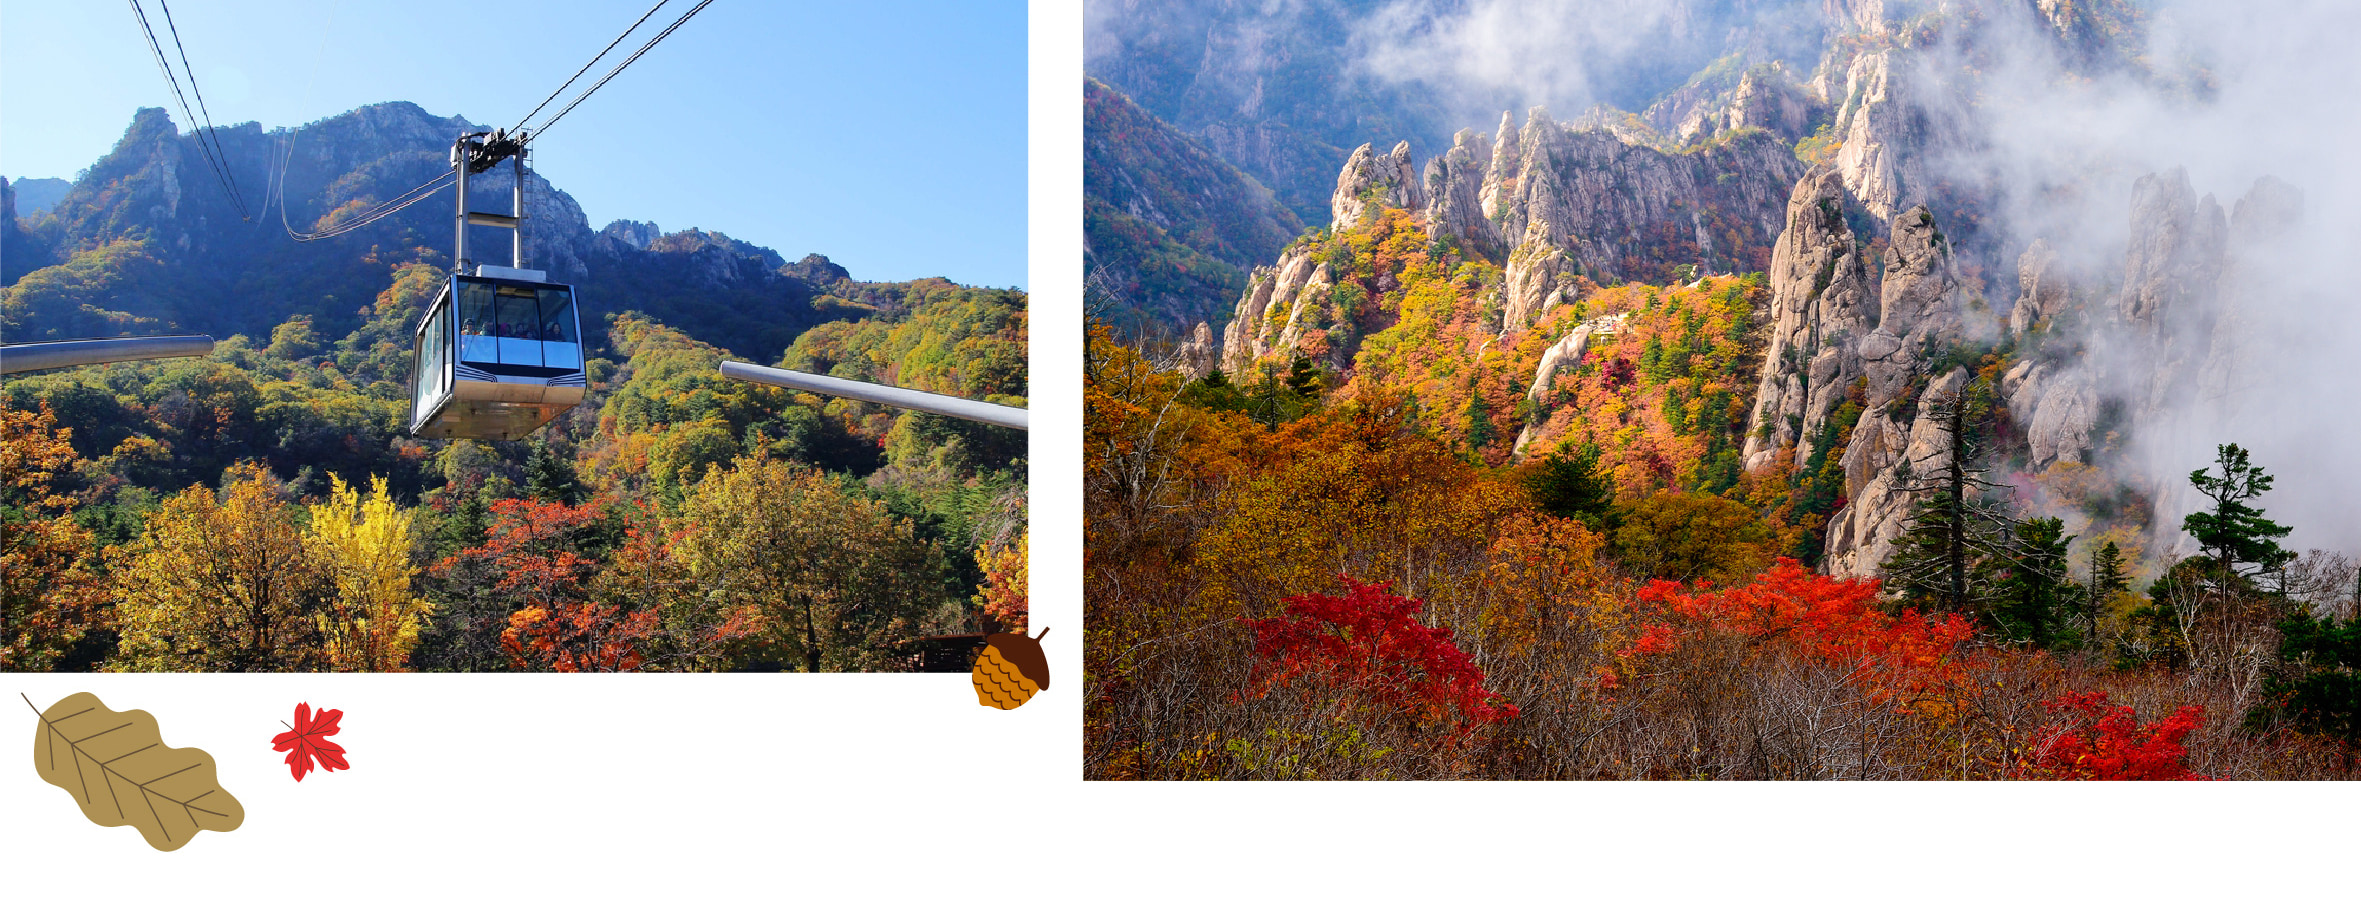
[1243,576,1517,732]
[2020,690,2209,780]
[1626,558,1979,706]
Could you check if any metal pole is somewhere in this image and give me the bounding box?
[512,147,526,269]
[1,335,215,375]
[453,135,471,275]
[717,361,1028,431]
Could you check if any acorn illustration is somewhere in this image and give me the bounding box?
[972,627,1050,709]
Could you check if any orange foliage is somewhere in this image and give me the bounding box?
[1630,558,1978,708]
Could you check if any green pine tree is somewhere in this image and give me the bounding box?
[2183,442,2294,595]
[2084,540,2129,643]
[1526,442,1617,532]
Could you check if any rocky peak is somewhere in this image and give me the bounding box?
[2119,167,2226,330]
[1422,128,1495,256]
[1727,65,1818,144]
[1871,205,1962,360]
[1741,165,1878,470]
[1330,140,1423,229]
[1176,320,1217,380]
[780,252,853,287]
[600,219,661,250]
[2230,174,2303,244]
[2007,239,2067,336]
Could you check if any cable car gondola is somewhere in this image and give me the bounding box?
[408,130,586,440]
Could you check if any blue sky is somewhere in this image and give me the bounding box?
[0,1,1027,288]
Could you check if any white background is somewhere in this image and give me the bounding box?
[4,1,2354,902]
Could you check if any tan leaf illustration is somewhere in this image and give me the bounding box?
[24,692,244,852]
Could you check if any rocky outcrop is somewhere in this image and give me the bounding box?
[1512,313,1628,455]
[599,219,661,250]
[1823,366,1969,578]
[1501,236,1576,334]
[1816,204,1974,576]
[1644,65,1823,148]
[1741,166,1878,471]
[1222,102,1803,373]
[779,252,853,287]
[1176,321,1218,380]
[1421,129,1494,255]
[1860,205,1964,398]
[2007,239,2067,336]
[1218,245,1339,375]
[1472,107,1801,294]
[1829,51,1930,223]
[2115,168,2229,429]
[1739,163,1975,576]
[1331,140,1423,229]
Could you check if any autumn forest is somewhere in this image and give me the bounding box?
[1084,213,2361,782]
[1,104,1027,675]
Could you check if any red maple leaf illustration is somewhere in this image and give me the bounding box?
[270,702,349,782]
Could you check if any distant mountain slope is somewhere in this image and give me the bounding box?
[2,102,883,362]
[1084,0,1829,226]
[7,177,70,216]
[1084,78,1302,334]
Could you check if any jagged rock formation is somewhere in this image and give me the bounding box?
[1331,140,1422,229]
[1219,105,1801,374]
[1175,321,1217,380]
[1826,50,1951,223]
[1465,107,1803,317]
[8,102,885,360]
[1217,246,1335,375]
[1422,128,1494,255]
[2006,239,2066,336]
[1742,166,1878,472]
[1815,204,1972,576]
[1643,65,1824,149]
[599,219,662,250]
[1740,157,1978,575]
[1823,365,1970,578]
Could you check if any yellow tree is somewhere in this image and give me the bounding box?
[1,404,109,670]
[675,454,952,672]
[113,463,329,671]
[305,474,435,671]
[975,531,1028,631]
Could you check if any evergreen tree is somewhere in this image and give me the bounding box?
[1995,517,2075,647]
[2084,541,2130,642]
[1526,442,1617,532]
[1877,393,2010,619]
[2183,442,2294,595]
[524,440,584,505]
[2253,610,2361,763]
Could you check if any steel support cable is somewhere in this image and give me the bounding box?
[126,0,247,218]
[283,170,445,239]
[510,0,672,137]
[155,0,249,218]
[526,0,716,140]
[283,171,455,242]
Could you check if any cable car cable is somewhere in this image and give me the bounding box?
[510,0,672,138]
[154,0,249,218]
[125,0,249,219]
[273,1,714,244]
[524,0,716,141]
[283,171,455,242]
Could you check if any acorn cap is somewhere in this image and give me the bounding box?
[982,628,1050,690]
